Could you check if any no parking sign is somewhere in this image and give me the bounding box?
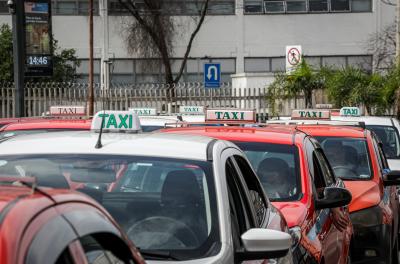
[286,45,302,74]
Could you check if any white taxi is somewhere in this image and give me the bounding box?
[0,111,292,264]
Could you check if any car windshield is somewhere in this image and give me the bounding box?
[366,125,400,159]
[0,154,219,260]
[315,137,372,180]
[0,129,86,140]
[141,125,164,132]
[234,142,301,202]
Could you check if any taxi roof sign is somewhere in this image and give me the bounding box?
[91,111,141,132]
[179,106,204,115]
[340,107,360,117]
[206,109,256,122]
[50,106,86,116]
[315,104,333,109]
[291,109,331,120]
[129,108,157,116]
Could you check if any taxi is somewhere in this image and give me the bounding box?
[161,109,354,264]
[0,178,145,264]
[0,106,92,140]
[0,110,292,263]
[273,109,400,264]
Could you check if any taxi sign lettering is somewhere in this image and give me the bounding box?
[340,107,360,117]
[129,108,157,116]
[50,106,86,116]
[91,111,141,131]
[292,110,330,120]
[206,109,255,122]
[179,106,204,115]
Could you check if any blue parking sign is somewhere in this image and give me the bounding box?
[204,63,221,88]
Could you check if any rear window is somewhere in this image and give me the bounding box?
[315,137,372,180]
[366,125,400,159]
[234,142,301,202]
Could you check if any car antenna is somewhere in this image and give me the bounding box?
[95,111,106,149]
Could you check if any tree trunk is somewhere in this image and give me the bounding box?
[305,90,313,108]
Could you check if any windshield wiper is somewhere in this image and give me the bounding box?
[138,249,180,261]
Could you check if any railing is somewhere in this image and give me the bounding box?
[0,82,321,118]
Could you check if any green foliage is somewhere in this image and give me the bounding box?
[0,24,13,82]
[0,24,80,83]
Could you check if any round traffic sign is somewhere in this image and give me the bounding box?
[287,48,301,66]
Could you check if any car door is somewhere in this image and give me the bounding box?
[372,133,399,246]
[304,137,342,264]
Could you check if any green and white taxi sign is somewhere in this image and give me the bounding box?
[292,109,330,120]
[340,107,360,117]
[129,108,157,116]
[91,111,141,132]
[179,106,204,115]
[206,109,256,122]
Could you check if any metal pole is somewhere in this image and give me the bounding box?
[11,0,25,117]
[396,0,400,118]
[100,0,110,109]
[88,0,94,116]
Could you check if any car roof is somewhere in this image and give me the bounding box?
[0,131,214,161]
[296,125,366,138]
[0,119,92,131]
[331,115,394,126]
[163,125,304,145]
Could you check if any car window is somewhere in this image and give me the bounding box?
[0,154,219,261]
[372,134,389,171]
[314,149,336,186]
[315,136,372,180]
[234,141,301,202]
[226,158,254,234]
[367,125,400,159]
[80,235,126,264]
[55,248,75,264]
[233,155,268,227]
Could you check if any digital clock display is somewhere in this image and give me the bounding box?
[27,55,50,66]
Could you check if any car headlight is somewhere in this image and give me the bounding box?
[350,206,382,228]
[289,226,301,249]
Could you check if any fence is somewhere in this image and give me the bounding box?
[0,82,326,118]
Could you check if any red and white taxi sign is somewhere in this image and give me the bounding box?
[50,106,86,116]
[206,109,256,122]
[291,109,330,120]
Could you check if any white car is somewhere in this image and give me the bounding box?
[0,111,292,264]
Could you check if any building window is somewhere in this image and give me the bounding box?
[330,0,350,11]
[52,0,99,15]
[351,0,372,12]
[244,55,372,73]
[309,0,328,12]
[245,0,370,13]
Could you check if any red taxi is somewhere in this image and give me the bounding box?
[161,109,353,264]
[298,123,400,264]
[0,106,91,140]
[0,178,145,264]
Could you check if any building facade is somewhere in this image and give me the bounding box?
[0,0,395,84]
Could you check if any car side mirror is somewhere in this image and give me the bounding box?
[383,170,400,186]
[236,228,291,261]
[315,187,352,210]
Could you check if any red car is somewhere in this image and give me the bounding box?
[298,124,400,264]
[0,177,145,264]
[162,121,353,264]
[0,119,92,140]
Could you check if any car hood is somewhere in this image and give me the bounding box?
[344,180,381,213]
[272,201,308,228]
[388,159,400,171]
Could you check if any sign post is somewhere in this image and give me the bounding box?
[204,63,221,88]
[285,45,302,74]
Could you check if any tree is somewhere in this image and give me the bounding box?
[367,22,396,71]
[0,24,13,82]
[267,59,325,111]
[0,24,80,83]
[117,0,210,86]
